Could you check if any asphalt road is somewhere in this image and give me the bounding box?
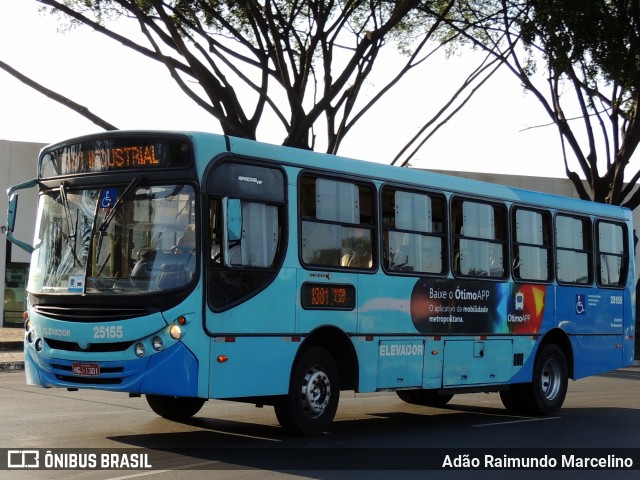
[0,368,638,480]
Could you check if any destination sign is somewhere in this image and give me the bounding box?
[301,282,355,310]
[39,136,192,178]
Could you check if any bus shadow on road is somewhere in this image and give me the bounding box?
[109,399,640,445]
[106,404,640,473]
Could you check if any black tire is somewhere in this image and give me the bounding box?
[274,346,340,436]
[503,344,568,415]
[146,394,206,421]
[499,386,526,413]
[396,389,454,407]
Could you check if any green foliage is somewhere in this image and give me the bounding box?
[521,0,640,92]
[438,0,640,207]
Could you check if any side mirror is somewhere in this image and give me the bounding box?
[4,178,38,254]
[7,192,18,233]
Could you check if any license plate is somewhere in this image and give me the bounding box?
[72,362,100,376]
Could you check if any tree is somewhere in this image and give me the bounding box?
[16,0,474,154]
[437,0,640,208]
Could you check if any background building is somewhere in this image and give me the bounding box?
[1,140,44,327]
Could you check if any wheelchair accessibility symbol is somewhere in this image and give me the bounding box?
[575,294,586,315]
[100,188,118,209]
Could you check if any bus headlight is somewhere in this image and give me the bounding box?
[34,338,43,352]
[169,325,181,340]
[135,343,145,357]
[27,330,36,344]
[152,336,163,351]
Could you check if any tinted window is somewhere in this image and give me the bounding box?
[300,175,375,270]
[596,221,627,287]
[555,214,592,284]
[381,188,446,274]
[452,198,507,279]
[512,208,552,282]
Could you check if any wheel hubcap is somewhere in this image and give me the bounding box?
[300,366,331,417]
[540,358,561,401]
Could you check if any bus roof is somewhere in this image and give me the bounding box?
[40,130,630,222]
[221,133,630,222]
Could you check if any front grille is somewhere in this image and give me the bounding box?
[46,338,133,352]
[32,305,153,322]
[55,375,123,385]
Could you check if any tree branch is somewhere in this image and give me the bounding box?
[0,59,117,131]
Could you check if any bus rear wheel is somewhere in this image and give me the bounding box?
[146,394,206,421]
[396,389,454,407]
[499,387,526,413]
[501,344,568,415]
[274,346,340,436]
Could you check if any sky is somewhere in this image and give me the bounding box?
[0,0,570,178]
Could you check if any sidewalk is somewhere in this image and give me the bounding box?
[0,327,25,371]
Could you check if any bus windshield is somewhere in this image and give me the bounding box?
[28,183,197,295]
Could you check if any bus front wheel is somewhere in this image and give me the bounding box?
[146,394,206,421]
[274,346,340,436]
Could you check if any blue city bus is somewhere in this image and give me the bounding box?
[5,131,636,435]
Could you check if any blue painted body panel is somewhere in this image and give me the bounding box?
[24,294,204,397]
[209,337,299,398]
[25,341,199,397]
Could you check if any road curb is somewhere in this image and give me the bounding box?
[0,342,23,352]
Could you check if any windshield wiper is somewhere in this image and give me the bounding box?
[59,182,80,266]
[95,177,142,264]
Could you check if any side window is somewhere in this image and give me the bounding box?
[452,198,507,278]
[207,162,285,310]
[512,208,552,282]
[596,221,628,287]
[381,187,446,274]
[555,214,592,285]
[300,175,375,269]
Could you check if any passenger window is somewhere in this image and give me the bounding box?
[452,198,507,278]
[555,214,592,284]
[512,208,552,282]
[597,221,627,287]
[381,188,446,274]
[300,175,374,269]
